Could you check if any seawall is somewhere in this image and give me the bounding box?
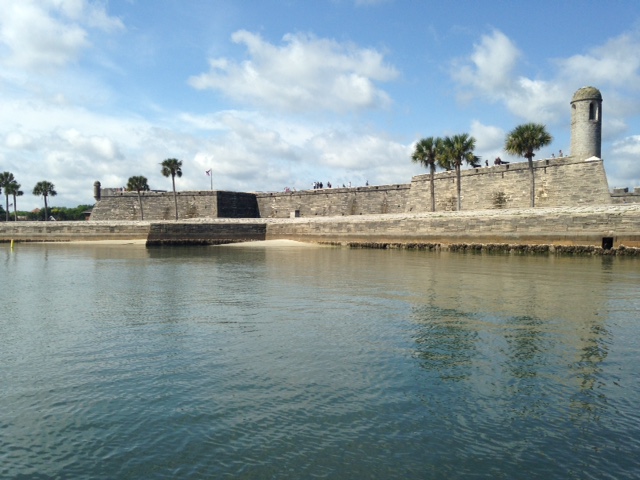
[2,205,639,253]
[0,221,150,242]
[263,205,640,248]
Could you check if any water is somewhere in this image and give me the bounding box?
[1,243,639,479]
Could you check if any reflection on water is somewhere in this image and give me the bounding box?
[1,244,640,479]
[412,306,479,382]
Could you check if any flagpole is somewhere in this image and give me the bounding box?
[205,168,213,191]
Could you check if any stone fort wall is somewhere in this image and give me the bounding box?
[257,155,611,218]
[406,156,611,212]
[89,156,613,221]
[255,183,410,218]
[90,190,259,221]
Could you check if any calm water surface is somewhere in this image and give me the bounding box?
[1,243,639,479]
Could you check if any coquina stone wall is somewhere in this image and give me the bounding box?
[571,86,602,160]
[611,187,640,204]
[264,205,640,248]
[406,156,611,212]
[89,157,612,221]
[255,184,410,218]
[0,221,150,242]
[90,190,259,221]
[255,156,611,217]
[146,221,266,245]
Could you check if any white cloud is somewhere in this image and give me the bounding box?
[189,30,398,113]
[609,135,640,189]
[0,2,88,69]
[453,28,640,131]
[502,78,568,125]
[5,131,35,150]
[469,120,508,163]
[309,130,405,169]
[557,33,640,89]
[452,29,569,124]
[0,0,123,70]
[453,29,519,95]
[470,120,504,151]
[59,128,123,160]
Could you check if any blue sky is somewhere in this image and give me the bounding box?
[2,0,640,210]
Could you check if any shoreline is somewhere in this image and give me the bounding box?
[1,204,639,255]
[4,238,639,256]
[218,239,324,248]
[7,239,321,248]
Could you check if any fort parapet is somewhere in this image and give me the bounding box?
[611,187,640,204]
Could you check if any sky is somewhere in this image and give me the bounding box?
[2,0,640,211]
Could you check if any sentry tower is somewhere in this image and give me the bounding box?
[570,86,602,160]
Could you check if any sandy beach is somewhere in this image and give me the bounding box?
[63,239,322,248]
[218,239,322,248]
[65,239,148,245]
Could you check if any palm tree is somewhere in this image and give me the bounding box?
[504,123,553,208]
[412,137,442,212]
[441,134,477,211]
[6,181,23,221]
[32,181,57,221]
[160,158,183,220]
[127,175,150,220]
[0,171,16,221]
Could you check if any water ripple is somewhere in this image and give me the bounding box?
[1,246,640,478]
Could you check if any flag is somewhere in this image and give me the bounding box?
[205,169,212,176]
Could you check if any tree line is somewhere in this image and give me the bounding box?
[0,158,183,222]
[411,123,552,211]
[0,172,60,221]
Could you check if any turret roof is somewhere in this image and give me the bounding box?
[572,86,602,102]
